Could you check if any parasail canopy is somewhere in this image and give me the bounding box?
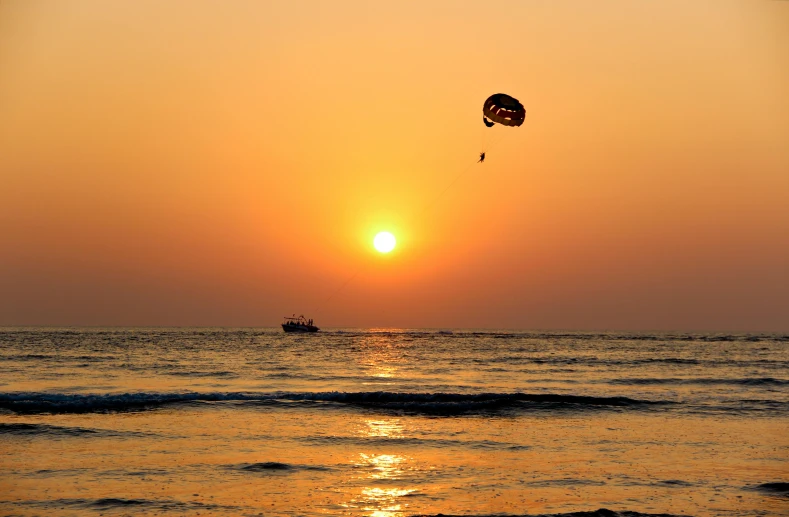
[482,93,525,127]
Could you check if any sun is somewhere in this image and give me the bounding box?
[373,232,396,253]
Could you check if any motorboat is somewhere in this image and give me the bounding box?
[282,315,319,333]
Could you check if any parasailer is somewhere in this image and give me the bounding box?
[480,93,525,160]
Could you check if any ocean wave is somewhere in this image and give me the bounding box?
[477,356,789,369]
[609,377,789,386]
[316,329,786,343]
[683,399,789,416]
[3,327,787,343]
[413,509,683,517]
[31,468,91,478]
[240,461,293,471]
[235,461,331,472]
[298,434,530,451]
[0,391,666,415]
[0,353,119,362]
[631,358,699,365]
[748,482,789,497]
[15,497,240,511]
[656,479,695,487]
[523,478,607,487]
[0,422,149,438]
[164,370,238,378]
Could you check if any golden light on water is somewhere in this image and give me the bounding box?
[354,453,415,516]
[360,453,406,480]
[358,334,402,379]
[373,232,396,253]
[362,487,416,517]
[339,419,415,516]
[365,419,404,438]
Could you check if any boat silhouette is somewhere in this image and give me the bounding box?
[281,315,319,333]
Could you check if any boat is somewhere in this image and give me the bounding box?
[282,315,320,333]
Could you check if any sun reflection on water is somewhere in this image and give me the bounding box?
[340,417,418,516]
[370,364,397,378]
[364,419,403,438]
[359,453,405,480]
[344,334,423,516]
[360,486,416,517]
[357,334,406,380]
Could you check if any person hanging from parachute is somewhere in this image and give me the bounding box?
[480,93,525,162]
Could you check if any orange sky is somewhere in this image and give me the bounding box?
[1,1,788,330]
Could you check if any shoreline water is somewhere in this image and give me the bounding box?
[1,328,787,516]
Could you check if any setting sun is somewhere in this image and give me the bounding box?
[373,232,396,253]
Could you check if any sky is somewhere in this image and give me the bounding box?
[1,0,788,330]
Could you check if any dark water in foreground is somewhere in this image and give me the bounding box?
[1,328,787,516]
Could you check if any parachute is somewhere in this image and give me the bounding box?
[482,93,525,128]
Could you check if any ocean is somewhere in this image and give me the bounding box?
[1,328,787,516]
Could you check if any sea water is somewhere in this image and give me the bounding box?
[1,328,787,516]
